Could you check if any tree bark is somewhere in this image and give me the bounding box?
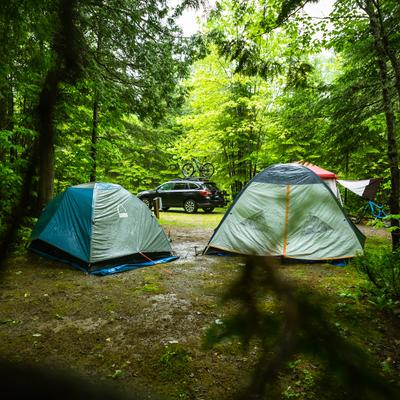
[344,150,349,205]
[90,98,98,182]
[0,75,13,162]
[363,0,400,249]
[36,70,58,213]
[35,0,82,213]
[374,1,400,108]
[0,77,13,132]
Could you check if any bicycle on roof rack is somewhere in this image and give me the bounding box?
[181,157,215,179]
[354,200,389,225]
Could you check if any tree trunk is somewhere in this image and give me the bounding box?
[9,82,16,161]
[344,150,349,205]
[0,75,13,162]
[35,0,81,214]
[363,0,400,249]
[374,1,400,108]
[36,69,58,213]
[0,77,13,132]
[1,0,82,265]
[90,98,98,182]
[89,25,102,183]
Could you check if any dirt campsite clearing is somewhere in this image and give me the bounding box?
[0,210,399,399]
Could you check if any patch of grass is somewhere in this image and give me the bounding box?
[154,343,194,399]
[0,319,22,325]
[159,209,225,229]
[158,343,192,380]
[109,369,124,379]
[141,283,160,293]
[365,234,391,251]
[137,271,165,294]
[281,358,321,400]
[1,224,400,400]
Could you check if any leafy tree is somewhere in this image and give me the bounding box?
[0,0,85,263]
[325,0,400,246]
[176,48,278,196]
[207,0,400,248]
[0,0,203,221]
[76,0,201,182]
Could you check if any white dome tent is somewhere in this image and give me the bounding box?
[204,163,365,261]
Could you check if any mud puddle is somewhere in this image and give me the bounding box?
[166,226,212,263]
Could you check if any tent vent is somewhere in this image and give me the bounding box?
[118,204,128,218]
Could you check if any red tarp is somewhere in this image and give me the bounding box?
[297,161,338,179]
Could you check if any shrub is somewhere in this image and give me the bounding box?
[352,249,400,307]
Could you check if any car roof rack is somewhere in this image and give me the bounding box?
[171,177,210,182]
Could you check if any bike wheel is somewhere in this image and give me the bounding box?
[354,206,367,224]
[181,162,195,177]
[200,162,214,178]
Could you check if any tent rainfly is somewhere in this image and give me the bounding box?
[297,161,342,202]
[298,161,382,202]
[29,183,177,275]
[204,163,365,260]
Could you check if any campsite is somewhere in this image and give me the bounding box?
[1,211,399,399]
[2,1,400,399]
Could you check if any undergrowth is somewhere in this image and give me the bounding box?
[352,248,400,311]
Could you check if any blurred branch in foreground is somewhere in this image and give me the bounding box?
[204,256,400,400]
[0,359,163,400]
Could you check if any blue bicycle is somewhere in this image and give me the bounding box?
[355,200,388,224]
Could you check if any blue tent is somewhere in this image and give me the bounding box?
[29,183,177,275]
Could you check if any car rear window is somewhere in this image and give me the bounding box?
[172,182,187,190]
[188,183,200,189]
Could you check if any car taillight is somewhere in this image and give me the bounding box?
[199,189,212,197]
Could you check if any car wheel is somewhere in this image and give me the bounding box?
[202,207,214,213]
[141,197,152,209]
[184,199,197,213]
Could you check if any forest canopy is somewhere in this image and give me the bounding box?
[1,0,400,245]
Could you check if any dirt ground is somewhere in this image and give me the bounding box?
[0,211,399,399]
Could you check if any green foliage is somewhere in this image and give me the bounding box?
[53,108,182,194]
[157,342,193,396]
[0,128,35,237]
[0,0,200,224]
[352,248,400,309]
[283,358,320,399]
[175,47,280,196]
[154,340,195,396]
